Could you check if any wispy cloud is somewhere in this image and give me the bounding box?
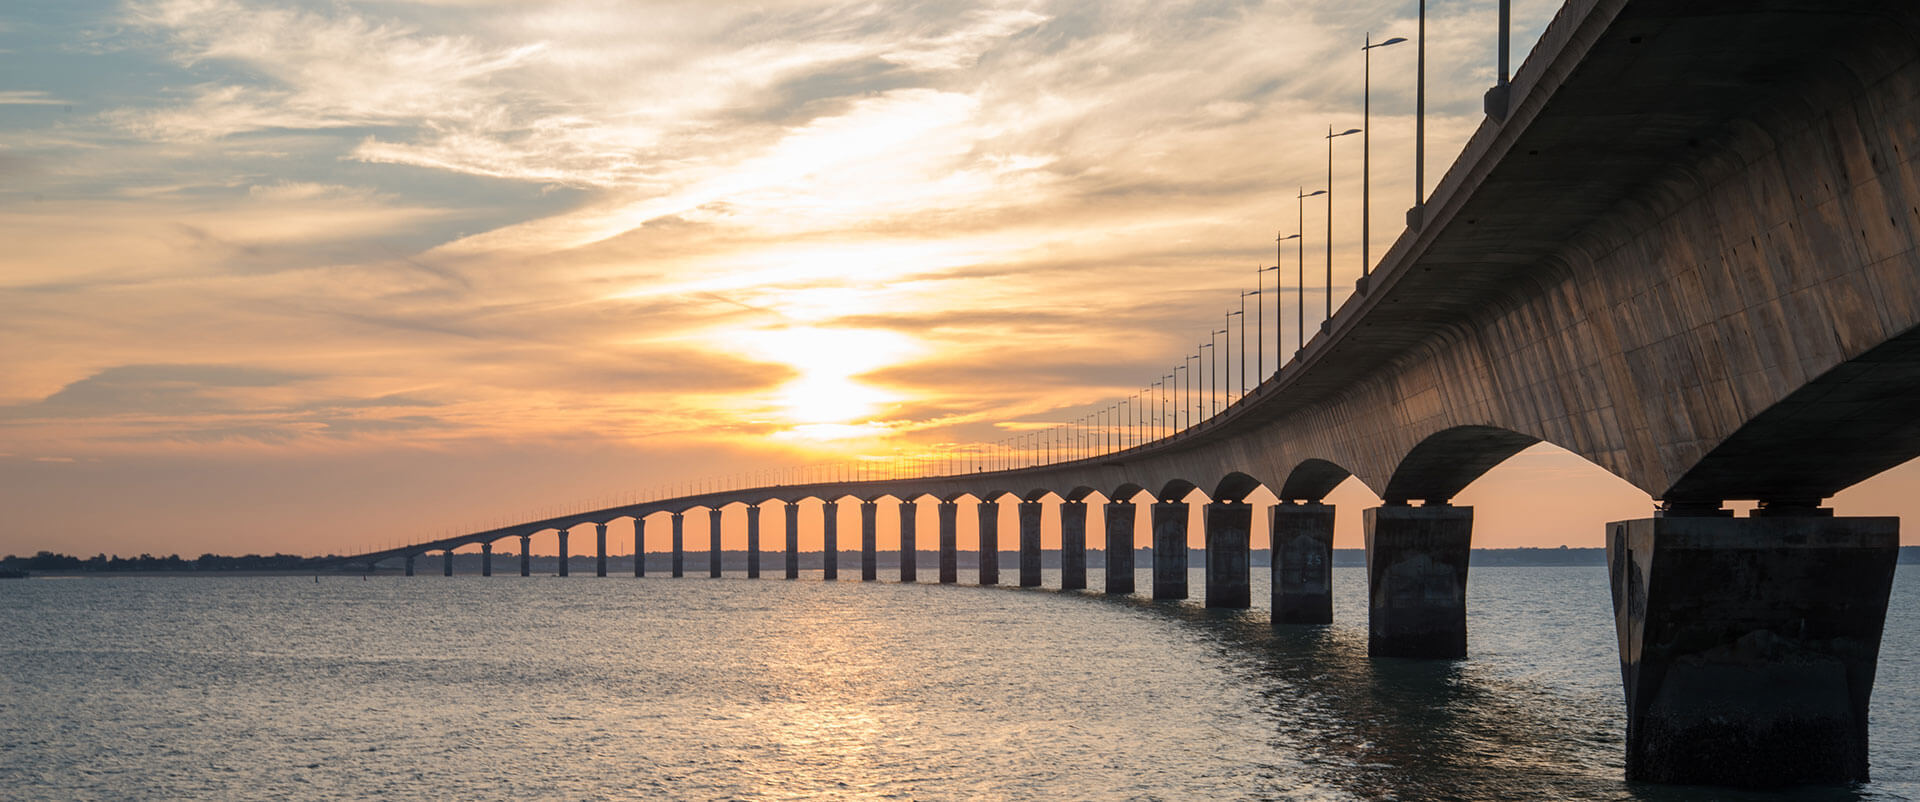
[0,91,69,106]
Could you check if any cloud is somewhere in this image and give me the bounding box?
[0,91,69,106]
[2,364,312,419]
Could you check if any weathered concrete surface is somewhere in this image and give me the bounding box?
[822,501,839,580]
[1018,501,1043,588]
[1273,502,1335,624]
[938,501,959,584]
[520,534,532,578]
[557,528,569,577]
[1105,501,1136,595]
[1607,514,1898,786]
[784,503,800,579]
[595,522,607,577]
[1365,505,1473,658]
[978,501,1000,586]
[1152,502,1189,600]
[1204,502,1251,609]
[1060,500,1087,590]
[482,541,493,577]
[670,514,683,578]
[861,501,877,581]
[899,501,917,583]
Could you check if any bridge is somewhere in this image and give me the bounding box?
[333,0,1920,788]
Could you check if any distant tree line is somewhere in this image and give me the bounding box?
[1,550,323,572]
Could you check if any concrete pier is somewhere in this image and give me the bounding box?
[1060,499,1087,591]
[404,553,415,577]
[1104,501,1135,594]
[1364,504,1472,658]
[1272,502,1335,624]
[556,527,569,577]
[899,500,917,582]
[1204,501,1251,608]
[1151,501,1188,600]
[937,500,958,584]
[708,508,722,578]
[1607,513,1898,786]
[978,500,999,586]
[746,505,760,579]
[443,549,453,577]
[822,501,838,580]
[595,522,607,577]
[1018,500,1042,587]
[671,512,684,578]
[784,502,800,579]
[633,517,645,577]
[860,501,878,581]
[519,534,531,577]
[482,541,492,577]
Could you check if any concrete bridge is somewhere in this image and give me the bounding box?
[335,0,1920,787]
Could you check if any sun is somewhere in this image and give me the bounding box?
[725,326,921,428]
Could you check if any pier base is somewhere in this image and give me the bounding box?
[1018,500,1043,587]
[1364,504,1471,658]
[785,503,800,580]
[633,518,644,577]
[520,534,531,577]
[595,523,607,577]
[861,501,877,581]
[1152,501,1189,600]
[1204,502,1251,608]
[978,500,1000,586]
[671,513,684,578]
[938,501,958,584]
[1105,501,1135,594]
[1273,502,1334,624]
[822,502,838,580]
[1061,500,1087,590]
[747,506,761,579]
[708,508,722,578]
[557,529,569,577]
[1608,513,1896,786]
[482,541,493,577]
[899,500,917,582]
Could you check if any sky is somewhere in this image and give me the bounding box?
[3,0,1915,559]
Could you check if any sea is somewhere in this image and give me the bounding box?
[4,566,1918,801]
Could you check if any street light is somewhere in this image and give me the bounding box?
[1363,33,1408,279]
[1228,307,1247,400]
[1411,0,1428,230]
[1202,336,1221,419]
[1254,268,1277,378]
[1325,126,1360,326]
[1295,189,1325,352]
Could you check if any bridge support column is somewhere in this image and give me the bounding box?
[595,522,607,577]
[1151,501,1188,600]
[937,501,958,584]
[860,501,878,581]
[633,517,645,577]
[746,505,760,579]
[1018,500,1043,587]
[1364,503,1471,658]
[784,502,800,579]
[519,534,531,577]
[1607,513,1897,787]
[1273,502,1335,624]
[443,549,453,577]
[708,508,723,578]
[977,499,999,586]
[899,499,917,582]
[671,513,684,578]
[1104,501,1135,594]
[822,501,838,580]
[481,541,492,577]
[556,528,569,577]
[404,554,415,577]
[1204,501,1251,608]
[1060,500,1087,591]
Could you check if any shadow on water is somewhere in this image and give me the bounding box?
[1032,587,1882,802]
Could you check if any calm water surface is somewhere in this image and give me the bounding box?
[4,566,1919,800]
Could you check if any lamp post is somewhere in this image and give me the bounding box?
[1294,189,1323,353]
[1485,0,1511,120]
[1326,126,1361,325]
[1202,337,1220,419]
[1411,0,1428,229]
[1228,308,1246,400]
[1180,359,1194,431]
[1238,290,1257,392]
[1254,268,1276,378]
[1363,33,1407,279]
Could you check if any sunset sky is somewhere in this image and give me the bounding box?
[4,0,1915,558]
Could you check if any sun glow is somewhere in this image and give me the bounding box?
[727,326,920,428]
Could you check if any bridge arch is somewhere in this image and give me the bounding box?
[1021,488,1061,503]
[1278,458,1354,502]
[1663,324,1920,507]
[1211,471,1266,504]
[1063,485,1101,502]
[1111,482,1148,502]
[1157,478,1198,503]
[1382,425,1541,505]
